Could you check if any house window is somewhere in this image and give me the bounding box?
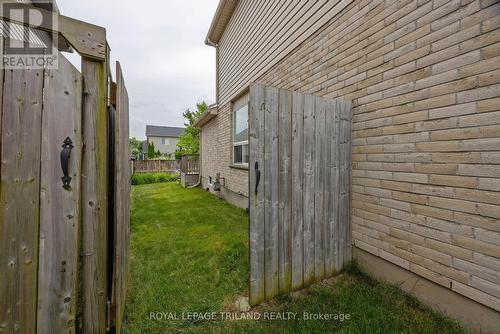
[162,138,170,145]
[233,103,249,165]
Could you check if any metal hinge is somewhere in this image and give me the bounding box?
[106,299,111,332]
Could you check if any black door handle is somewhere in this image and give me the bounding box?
[61,137,74,190]
[255,162,261,195]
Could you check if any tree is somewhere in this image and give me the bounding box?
[148,142,157,159]
[175,102,207,159]
[129,137,144,160]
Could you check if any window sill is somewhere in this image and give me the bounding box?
[230,164,249,171]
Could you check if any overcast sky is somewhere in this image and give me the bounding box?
[58,0,219,139]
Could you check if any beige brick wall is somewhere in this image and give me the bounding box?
[202,0,500,311]
[200,103,249,199]
[252,0,500,311]
[205,0,500,311]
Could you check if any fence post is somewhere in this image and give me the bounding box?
[81,55,109,334]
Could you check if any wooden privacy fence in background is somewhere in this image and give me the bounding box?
[249,84,352,305]
[180,155,200,175]
[134,159,179,173]
[0,4,130,334]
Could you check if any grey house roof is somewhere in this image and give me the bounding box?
[146,125,185,138]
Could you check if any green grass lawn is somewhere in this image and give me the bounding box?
[125,182,467,334]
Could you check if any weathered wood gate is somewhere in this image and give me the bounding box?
[249,84,352,305]
[0,4,130,333]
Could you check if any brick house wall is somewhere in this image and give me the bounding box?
[258,0,500,311]
[201,0,500,313]
[200,103,249,202]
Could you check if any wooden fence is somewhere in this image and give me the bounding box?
[0,5,130,334]
[180,155,200,175]
[134,159,179,173]
[249,84,352,305]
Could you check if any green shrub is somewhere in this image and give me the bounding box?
[132,172,180,185]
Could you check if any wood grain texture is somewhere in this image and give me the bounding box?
[333,102,341,272]
[339,101,349,269]
[324,99,336,276]
[340,101,353,266]
[278,88,292,294]
[81,57,108,334]
[249,84,352,305]
[0,67,44,334]
[314,96,326,280]
[249,84,265,305]
[264,86,279,300]
[111,61,130,334]
[291,91,304,290]
[0,66,3,184]
[303,93,316,285]
[0,68,2,327]
[37,53,83,334]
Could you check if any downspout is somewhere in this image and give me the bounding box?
[187,174,201,189]
[189,39,218,189]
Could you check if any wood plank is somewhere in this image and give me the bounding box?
[0,64,3,174]
[264,85,279,299]
[0,62,3,188]
[303,93,316,285]
[111,61,130,333]
[278,88,292,294]
[346,101,353,264]
[291,91,304,290]
[333,102,342,272]
[249,84,265,305]
[0,62,3,329]
[110,81,117,107]
[37,53,83,334]
[314,96,326,280]
[0,1,107,60]
[341,101,353,265]
[81,57,109,334]
[324,99,336,276]
[249,84,352,304]
[0,67,44,334]
[338,102,349,268]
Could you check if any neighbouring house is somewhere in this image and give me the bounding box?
[139,141,148,160]
[145,125,185,157]
[196,0,500,331]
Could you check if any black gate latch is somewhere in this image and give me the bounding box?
[61,137,74,190]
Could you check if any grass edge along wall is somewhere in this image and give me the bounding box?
[199,0,500,331]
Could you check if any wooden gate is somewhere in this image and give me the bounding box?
[0,5,130,333]
[0,53,83,333]
[249,84,352,305]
